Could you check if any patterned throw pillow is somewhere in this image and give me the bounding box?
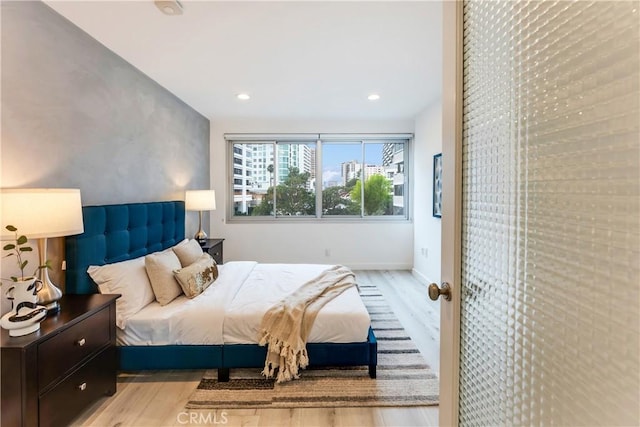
[173,253,219,298]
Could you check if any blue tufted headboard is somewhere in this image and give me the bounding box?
[65,201,185,294]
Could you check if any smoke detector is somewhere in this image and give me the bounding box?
[154,0,183,16]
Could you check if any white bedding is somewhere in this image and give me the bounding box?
[117,261,371,346]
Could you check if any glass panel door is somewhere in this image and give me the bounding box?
[459,1,639,425]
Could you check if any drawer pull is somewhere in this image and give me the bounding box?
[78,382,87,391]
[76,338,86,347]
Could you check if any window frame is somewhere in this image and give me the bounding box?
[225,133,412,222]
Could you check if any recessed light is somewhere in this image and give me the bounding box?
[237,93,251,100]
[154,0,183,15]
[368,94,380,101]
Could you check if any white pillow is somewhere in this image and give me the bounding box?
[173,239,204,267]
[87,256,155,329]
[145,249,183,305]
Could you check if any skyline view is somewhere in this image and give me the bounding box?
[322,144,384,188]
[231,140,406,217]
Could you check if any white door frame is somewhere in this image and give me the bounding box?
[439,0,463,425]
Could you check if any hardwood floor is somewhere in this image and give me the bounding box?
[356,270,440,373]
[71,270,440,427]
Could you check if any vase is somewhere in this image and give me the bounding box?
[5,277,41,307]
[1,277,47,337]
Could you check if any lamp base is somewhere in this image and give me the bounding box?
[194,230,208,246]
[43,301,60,314]
[36,238,63,314]
[194,210,208,246]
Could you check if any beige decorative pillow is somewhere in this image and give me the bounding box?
[173,239,204,267]
[145,250,183,305]
[173,238,188,249]
[173,254,219,298]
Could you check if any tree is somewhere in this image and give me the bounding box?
[252,167,315,216]
[322,186,359,215]
[252,186,275,216]
[345,177,358,190]
[252,187,274,216]
[350,174,392,215]
[267,164,274,187]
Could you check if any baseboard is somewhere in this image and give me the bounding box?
[411,268,434,285]
[345,263,413,270]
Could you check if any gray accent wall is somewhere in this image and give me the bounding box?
[1,1,210,229]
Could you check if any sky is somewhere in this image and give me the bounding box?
[322,143,384,186]
[236,142,386,187]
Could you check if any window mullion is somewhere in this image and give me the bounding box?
[404,141,409,220]
[272,142,278,217]
[315,140,323,218]
[360,141,365,218]
[228,141,233,218]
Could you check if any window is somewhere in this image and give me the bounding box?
[226,134,410,220]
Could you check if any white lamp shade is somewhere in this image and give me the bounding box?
[185,190,216,211]
[1,188,84,239]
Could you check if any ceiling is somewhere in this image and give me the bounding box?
[44,1,442,121]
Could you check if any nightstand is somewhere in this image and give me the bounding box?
[201,238,224,264]
[1,294,119,427]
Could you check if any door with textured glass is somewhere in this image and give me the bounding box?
[440,1,639,425]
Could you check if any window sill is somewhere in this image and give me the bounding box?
[227,216,412,224]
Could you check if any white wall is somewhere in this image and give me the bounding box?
[209,118,414,270]
[412,101,442,284]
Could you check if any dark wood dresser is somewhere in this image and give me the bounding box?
[1,294,119,427]
[201,238,224,264]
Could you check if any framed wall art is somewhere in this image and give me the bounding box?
[433,153,442,218]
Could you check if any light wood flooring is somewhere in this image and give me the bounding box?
[71,270,440,427]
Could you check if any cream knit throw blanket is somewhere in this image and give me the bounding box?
[258,265,356,383]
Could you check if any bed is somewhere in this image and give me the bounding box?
[65,201,377,381]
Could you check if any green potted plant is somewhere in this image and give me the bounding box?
[1,225,50,336]
[2,225,51,304]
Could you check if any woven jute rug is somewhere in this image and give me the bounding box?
[185,283,439,409]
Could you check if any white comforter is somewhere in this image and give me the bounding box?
[118,262,371,346]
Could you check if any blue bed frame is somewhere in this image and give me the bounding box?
[65,201,377,381]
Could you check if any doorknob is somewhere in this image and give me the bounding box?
[428,282,451,301]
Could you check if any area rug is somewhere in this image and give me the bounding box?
[185,284,439,409]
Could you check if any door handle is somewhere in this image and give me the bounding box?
[428,282,451,301]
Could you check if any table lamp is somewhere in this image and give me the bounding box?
[185,190,216,245]
[1,189,84,313]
